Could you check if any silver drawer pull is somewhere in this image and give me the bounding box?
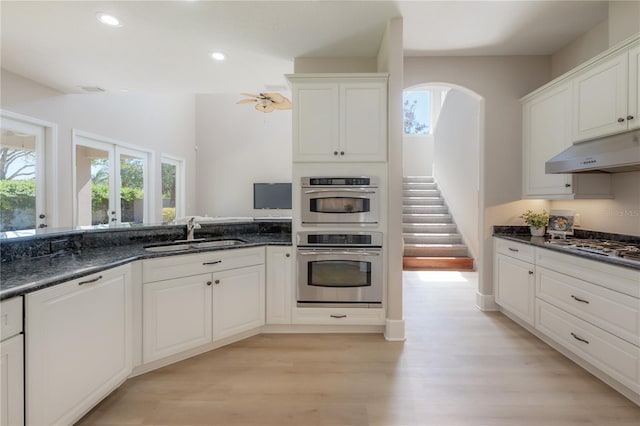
[330,314,347,319]
[570,332,589,344]
[508,248,519,252]
[203,260,222,266]
[570,295,589,304]
[79,275,102,286]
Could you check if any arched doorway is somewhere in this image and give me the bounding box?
[402,82,486,301]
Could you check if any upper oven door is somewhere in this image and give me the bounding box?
[301,188,378,224]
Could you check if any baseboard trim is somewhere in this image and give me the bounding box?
[384,319,406,341]
[475,292,498,311]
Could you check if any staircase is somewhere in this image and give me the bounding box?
[402,176,474,270]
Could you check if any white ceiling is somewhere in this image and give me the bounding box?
[0,1,608,95]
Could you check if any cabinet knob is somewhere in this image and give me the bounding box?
[565,183,571,188]
[340,151,345,156]
[528,271,534,275]
[214,279,220,285]
[617,117,625,123]
[628,115,635,121]
[285,253,290,257]
[39,214,46,219]
[206,281,212,286]
[333,151,339,156]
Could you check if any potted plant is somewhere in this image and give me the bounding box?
[519,209,549,236]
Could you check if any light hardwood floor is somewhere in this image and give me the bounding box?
[77,271,640,425]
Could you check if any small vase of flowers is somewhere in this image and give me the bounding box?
[520,210,549,237]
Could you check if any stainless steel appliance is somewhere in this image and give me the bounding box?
[545,129,640,174]
[545,238,640,267]
[297,231,383,307]
[301,177,379,224]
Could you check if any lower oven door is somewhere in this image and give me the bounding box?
[297,248,383,304]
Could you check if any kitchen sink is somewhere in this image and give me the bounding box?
[144,239,246,252]
[193,239,245,248]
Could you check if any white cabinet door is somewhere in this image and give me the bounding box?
[523,83,573,197]
[292,83,340,162]
[494,254,535,325]
[628,44,640,131]
[143,273,213,363]
[26,265,132,426]
[266,246,293,324]
[340,82,387,162]
[213,265,265,340]
[1,334,24,426]
[573,51,628,141]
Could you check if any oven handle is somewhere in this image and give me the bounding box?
[304,189,376,194]
[298,251,380,257]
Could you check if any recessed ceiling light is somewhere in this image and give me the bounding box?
[96,13,122,27]
[211,52,226,61]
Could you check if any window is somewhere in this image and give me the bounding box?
[0,112,53,232]
[403,91,431,134]
[161,155,185,223]
[403,88,449,136]
[73,130,153,226]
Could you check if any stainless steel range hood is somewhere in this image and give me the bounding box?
[545,130,640,173]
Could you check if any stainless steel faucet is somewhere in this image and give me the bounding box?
[186,217,201,241]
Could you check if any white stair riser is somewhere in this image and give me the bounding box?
[403,214,453,224]
[403,224,458,233]
[403,176,434,183]
[403,183,438,190]
[403,234,463,244]
[403,206,449,214]
[403,197,444,206]
[403,190,441,197]
[404,245,469,257]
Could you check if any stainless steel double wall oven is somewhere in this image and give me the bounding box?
[297,176,383,307]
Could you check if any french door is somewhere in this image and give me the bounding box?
[73,131,151,226]
[0,112,51,232]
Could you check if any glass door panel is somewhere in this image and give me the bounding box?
[118,152,145,224]
[75,144,114,226]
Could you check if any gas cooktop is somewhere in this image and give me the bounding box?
[545,238,640,267]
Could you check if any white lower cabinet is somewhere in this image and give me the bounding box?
[26,265,132,426]
[266,246,293,324]
[1,297,24,426]
[141,247,265,364]
[494,237,640,400]
[493,239,535,326]
[143,274,213,363]
[212,265,265,340]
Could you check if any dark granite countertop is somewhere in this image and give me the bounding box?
[1,228,291,301]
[493,229,640,272]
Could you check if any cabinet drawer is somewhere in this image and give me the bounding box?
[495,238,535,263]
[292,307,385,325]
[1,296,22,340]
[536,299,640,392]
[537,267,640,346]
[143,247,265,283]
[536,247,640,298]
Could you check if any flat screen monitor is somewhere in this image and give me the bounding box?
[253,183,292,209]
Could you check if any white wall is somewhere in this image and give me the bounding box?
[551,19,609,79]
[404,55,551,296]
[293,57,377,73]
[1,70,197,227]
[432,90,480,258]
[609,1,640,46]
[402,134,433,176]
[194,93,292,218]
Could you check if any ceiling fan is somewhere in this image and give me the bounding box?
[237,92,292,113]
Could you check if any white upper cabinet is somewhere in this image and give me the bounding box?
[522,82,612,199]
[629,44,640,131]
[572,40,640,142]
[288,74,388,162]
